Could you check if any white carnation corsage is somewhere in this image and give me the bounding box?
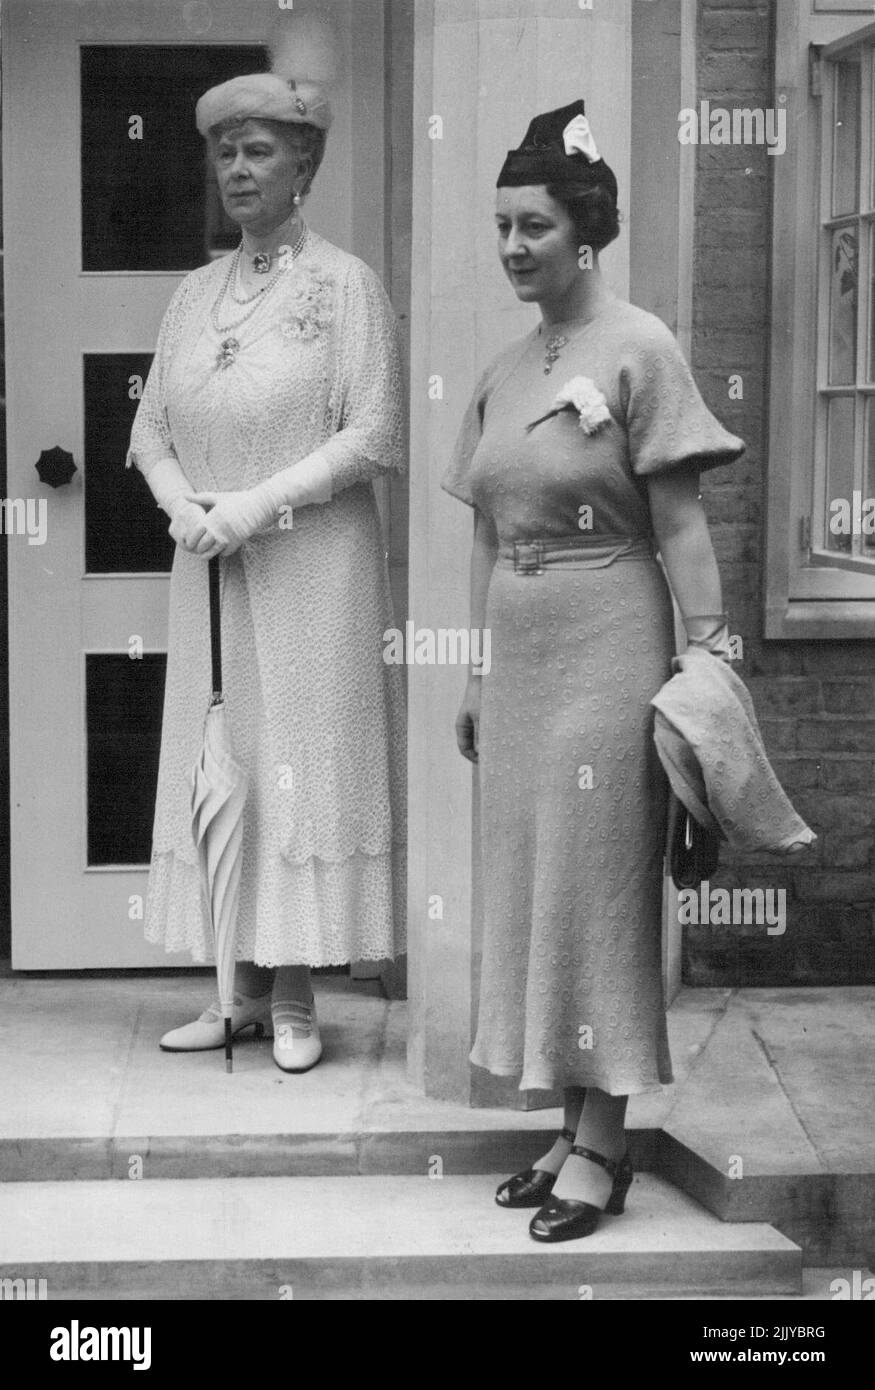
[526,376,612,435]
[280,272,335,341]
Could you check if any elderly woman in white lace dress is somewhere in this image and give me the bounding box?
[127,21,405,1073]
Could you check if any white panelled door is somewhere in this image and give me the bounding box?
[4,0,385,966]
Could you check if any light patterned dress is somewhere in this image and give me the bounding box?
[443,298,743,1094]
[129,232,406,967]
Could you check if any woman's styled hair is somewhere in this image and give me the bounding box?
[208,117,327,199]
[546,180,620,255]
[283,121,327,197]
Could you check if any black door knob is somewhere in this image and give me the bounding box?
[35,447,77,488]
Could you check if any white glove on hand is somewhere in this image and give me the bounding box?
[139,456,209,553]
[187,454,334,560]
[185,490,275,559]
[167,498,210,551]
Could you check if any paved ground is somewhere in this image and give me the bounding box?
[0,972,871,1178]
[0,972,872,1293]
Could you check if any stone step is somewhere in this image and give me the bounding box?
[0,1127,662,1184]
[0,1172,801,1301]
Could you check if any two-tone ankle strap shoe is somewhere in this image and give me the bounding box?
[494,1128,577,1209]
[272,996,322,1073]
[529,1146,634,1243]
[159,992,273,1052]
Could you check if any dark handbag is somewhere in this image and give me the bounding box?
[666,791,721,890]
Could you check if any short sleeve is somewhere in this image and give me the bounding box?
[621,319,745,478]
[441,363,493,508]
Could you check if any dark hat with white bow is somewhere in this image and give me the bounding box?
[497,99,618,201]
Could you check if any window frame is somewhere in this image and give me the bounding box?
[767,2,875,637]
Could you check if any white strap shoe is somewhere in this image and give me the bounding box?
[271,996,322,1073]
[159,992,273,1052]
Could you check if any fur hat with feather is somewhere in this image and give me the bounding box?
[195,10,340,136]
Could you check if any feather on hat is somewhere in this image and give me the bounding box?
[195,11,339,136]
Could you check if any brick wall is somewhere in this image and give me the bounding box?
[688,0,875,985]
[0,121,9,962]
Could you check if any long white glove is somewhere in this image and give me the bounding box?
[186,452,334,560]
[140,456,209,552]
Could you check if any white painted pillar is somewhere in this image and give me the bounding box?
[407,0,632,1102]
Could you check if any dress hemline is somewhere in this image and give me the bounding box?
[470,1054,673,1096]
[150,944,404,969]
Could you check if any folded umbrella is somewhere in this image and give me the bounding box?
[189,557,249,1072]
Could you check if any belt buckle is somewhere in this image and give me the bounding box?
[513,541,545,576]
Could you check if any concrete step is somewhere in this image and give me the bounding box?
[0,1172,800,1300]
[0,1127,664,1184]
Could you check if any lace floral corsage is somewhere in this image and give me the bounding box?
[526,376,612,435]
[280,272,335,340]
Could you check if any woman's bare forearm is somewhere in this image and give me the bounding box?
[469,508,499,676]
[470,507,499,625]
[658,520,723,617]
[647,467,723,618]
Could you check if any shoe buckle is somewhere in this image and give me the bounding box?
[274,1005,313,1050]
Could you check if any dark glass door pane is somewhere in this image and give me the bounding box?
[84,353,175,573]
[86,653,166,866]
[81,45,265,271]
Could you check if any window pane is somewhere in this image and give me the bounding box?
[865,399,875,555]
[868,223,875,382]
[871,56,875,208]
[833,58,861,217]
[828,226,858,384]
[825,396,856,554]
[84,354,175,574]
[81,45,264,272]
[86,654,166,866]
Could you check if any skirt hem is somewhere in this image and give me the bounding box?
[150,944,404,969]
[470,1054,673,1096]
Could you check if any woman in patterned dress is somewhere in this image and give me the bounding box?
[128,23,405,1074]
[443,101,743,1241]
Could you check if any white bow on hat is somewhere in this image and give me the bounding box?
[563,114,601,163]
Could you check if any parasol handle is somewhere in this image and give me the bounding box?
[225,1017,233,1074]
[209,556,223,701]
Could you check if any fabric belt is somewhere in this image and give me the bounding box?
[496,535,655,574]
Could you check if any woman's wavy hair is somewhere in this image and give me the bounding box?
[545,179,621,255]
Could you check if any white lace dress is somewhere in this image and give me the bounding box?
[128,232,406,966]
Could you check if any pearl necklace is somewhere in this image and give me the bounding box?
[211,226,309,370]
[247,224,306,274]
[231,221,309,305]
